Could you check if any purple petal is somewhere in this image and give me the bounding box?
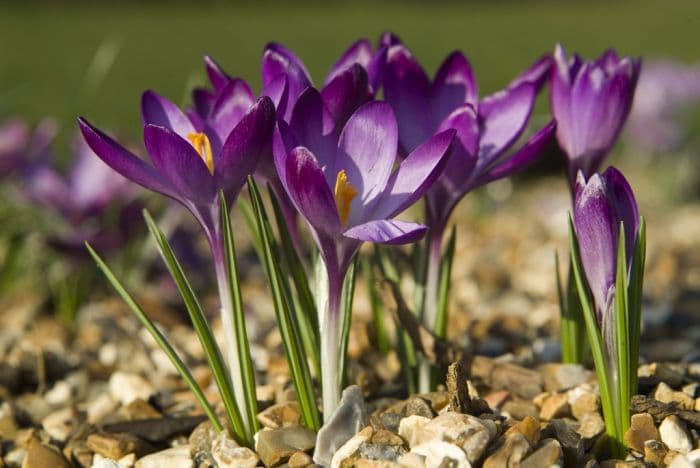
[284,146,341,236]
[372,129,455,219]
[383,44,432,154]
[289,88,336,173]
[343,219,427,245]
[602,166,639,261]
[378,31,402,47]
[141,91,195,138]
[216,97,276,200]
[551,44,575,161]
[262,43,312,115]
[192,88,216,120]
[477,82,536,168]
[264,75,290,119]
[336,101,398,224]
[144,124,216,205]
[210,78,256,141]
[431,51,478,123]
[322,64,372,128]
[509,54,553,91]
[325,39,373,85]
[78,118,176,198]
[204,55,231,92]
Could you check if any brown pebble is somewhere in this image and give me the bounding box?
[623,413,660,453]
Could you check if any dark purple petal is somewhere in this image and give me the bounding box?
[476,120,556,186]
[192,88,216,120]
[602,166,639,261]
[378,31,402,47]
[264,75,290,119]
[216,97,276,200]
[78,118,176,198]
[141,91,195,138]
[144,124,216,205]
[477,82,536,168]
[322,64,372,128]
[325,39,373,85]
[431,51,478,123]
[336,101,398,224]
[204,55,231,93]
[289,88,336,174]
[551,44,575,161]
[284,146,341,236]
[509,54,553,91]
[210,78,256,141]
[343,219,427,245]
[262,43,312,116]
[383,44,432,154]
[372,129,455,219]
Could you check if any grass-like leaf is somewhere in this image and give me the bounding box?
[557,252,587,364]
[86,242,224,433]
[614,223,630,439]
[247,177,321,431]
[219,192,259,435]
[142,210,248,445]
[434,226,456,340]
[339,258,357,386]
[363,256,389,355]
[628,217,646,397]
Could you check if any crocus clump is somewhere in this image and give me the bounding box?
[551,44,641,188]
[275,93,455,417]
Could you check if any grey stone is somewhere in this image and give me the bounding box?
[313,385,367,466]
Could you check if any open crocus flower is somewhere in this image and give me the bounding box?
[261,33,399,126]
[79,90,275,434]
[274,95,454,418]
[573,167,639,324]
[551,44,641,188]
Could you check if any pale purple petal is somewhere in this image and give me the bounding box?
[325,39,373,85]
[431,51,478,123]
[262,43,312,117]
[343,219,427,245]
[210,78,256,141]
[509,54,553,90]
[141,90,196,138]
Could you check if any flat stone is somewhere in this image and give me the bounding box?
[314,386,367,467]
[329,426,372,468]
[542,363,590,392]
[505,415,540,447]
[86,432,153,460]
[409,440,469,468]
[655,382,695,410]
[257,402,301,429]
[211,432,258,468]
[643,439,667,467]
[659,415,692,454]
[134,446,192,468]
[22,438,70,468]
[539,393,570,420]
[520,438,563,468]
[624,413,660,453]
[483,432,531,468]
[256,426,316,467]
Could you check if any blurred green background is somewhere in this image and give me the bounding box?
[1,0,699,141]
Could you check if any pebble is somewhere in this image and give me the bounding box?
[409,440,470,468]
[45,381,73,407]
[542,363,591,392]
[638,362,685,388]
[120,399,160,421]
[659,415,693,454]
[22,438,70,468]
[211,431,258,468]
[287,451,314,467]
[0,402,18,440]
[108,372,155,406]
[330,426,373,468]
[257,401,302,429]
[520,438,563,468]
[501,399,539,420]
[624,413,660,453]
[483,432,531,468]
[568,385,600,420]
[91,454,122,468]
[314,385,367,466]
[134,446,192,468]
[576,412,605,440]
[41,406,84,442]
[505,415,540,447]
[188,421,217,466]
[86,432,152,460]
[654,382,696,410]
[256,426,316,467]
[87,393,119,424]
[543,419,584,466]
[643,439,667,467]
[539,392,570,420]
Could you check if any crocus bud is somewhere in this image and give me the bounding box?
[573,167,639,322]
[551,44,641,188]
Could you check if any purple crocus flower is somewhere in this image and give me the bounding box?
[0,118,56,178]
[573,167,639,324]
[551,44,641,188]
[79,89,275,433]
[24,134,141,253]
[274,95,455,417]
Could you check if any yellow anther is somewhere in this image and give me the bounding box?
[334,170,358,226]
[187,132,214,175]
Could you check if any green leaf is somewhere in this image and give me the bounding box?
[557,252,587,364]
[614,222,630,439]
[567,214,623,457]
[142,210,248,446]
[434,226,456,340]
[363,256,390,355]
[628,217,646,398]
[237,197,264,262]
[247,177,321,431]
[339,258,357,386]
[219,192,259,434]
[86,242,224,433]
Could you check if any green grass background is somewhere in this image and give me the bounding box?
[1,0,698,140]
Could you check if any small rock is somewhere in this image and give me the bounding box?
[91,454,121,468]
[5,446,27,466]
[257,402,301,429]
[329,426,372,468]
[287,451,313,467]
[542,363,590,392]
[410,440,469,468]
[520,438,563,468]
[314,386,367,467]
[501,399,539,420]
[256,426,317,467]
[358,429,407,461]
[404,397,436,419]
[134,446,192,468]
[87,432,152,460]
[659,415,692,454]
[638,362,685,388]
[45,381,73,407]
[211,432,258,468]
[667,453,695,468]
[682,383,699,398]
[87,394,119,424]
[643,439,667,467]
[120,399,160,421]
[624,413,660,453]
[256,384,275,403]
[539,393,570,420]
[483,432,531,468]
[188,421,217,466]
[22,438,70,468]
[543,419,584,466]
[109,372,155,406]
[396,415,430,448]
[655,382,695,410]
[577,412,605,440]
[42,407,84,442]
[0,403,18,440]
[568,386,600,420]
[505,415,540,447]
